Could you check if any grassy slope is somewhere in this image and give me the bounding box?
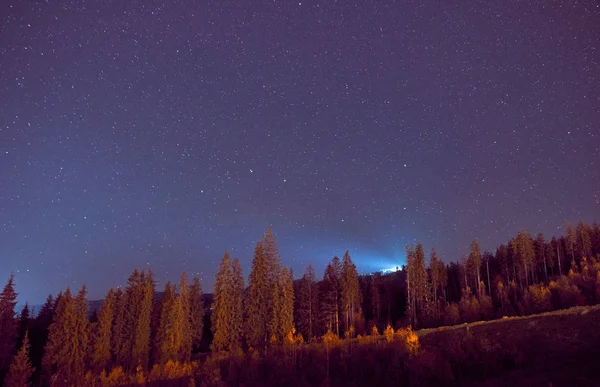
[417,305,600,386]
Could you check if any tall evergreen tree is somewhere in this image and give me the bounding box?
[42,286,88,385]
[468,240,482,294]
[30,295,53,372]
[320,257,342,336]
[576,219,592,259]
[565,222,577,262]
[297,263,319,340]
[92,288,115,372]
[72,286,89,381]
[246,240,270,351]
[178,273,192,363]
[133,270,154,370]
[18,303,30,346]
[211,252,234,352]
[4,332,34,387]
[0,274,18,370]
[262,227,284,344]
[155,282,180,364]
[278,267,294,340]
[340,251,360,335]
[189,276,205,351]
[512,231,535,287]
[231,258,245,351]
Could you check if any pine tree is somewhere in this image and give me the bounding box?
[320,258,342,336]
[297,264,319,340]
[92,288,115,372]
[111,287,126,366]
[576,219,592,259]
[189,276,204,351]
[4,332,34,387]
[340,251,360,335]
[534,233,548,281]
[178,273,192,363]
[565,222,576,263]
[0,274,18,370]
[42,286,89,385]
[512,231,535,287]
[468,240,482,294]
[18,303,30,347]
[72,286,89,382]
[246,241,270,351]
[133,270,154,371]
[278,267,294,341]
[231,258,245,351]
[263,227,284,345]
[30,295,53,372]
[211,252,233,352]
[155,282,180,364]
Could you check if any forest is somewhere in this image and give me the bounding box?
[1,220,600,386]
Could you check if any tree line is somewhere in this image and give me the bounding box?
[0,221,600,386]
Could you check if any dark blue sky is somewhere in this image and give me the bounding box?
[1,0,599,304]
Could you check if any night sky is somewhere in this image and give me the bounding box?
[1,0,599,305]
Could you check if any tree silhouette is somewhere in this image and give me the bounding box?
[0,274,18,371]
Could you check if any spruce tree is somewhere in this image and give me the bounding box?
[155,282,179,364]
[340,251,359,335]
[211,252,233,351]
[320,258,341,336]
[92,288,115,372]
[178,273,192,363]
[0,274,18,370]
[297,264,318,340]
[189,276,204,351]
[72,286,89,382]
[132,270,154,370]
[4,332,34,387]
[468,240,482,294]
[576,219,592,259]
[231,258,245,351]
[278,267,294,341]
[111,287,127,367]
[246,242,269,351]
[263,227,283,345]
[43,286,88,385]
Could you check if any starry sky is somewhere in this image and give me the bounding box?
[1,0,599,304]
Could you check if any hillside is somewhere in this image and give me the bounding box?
[415,305,600,386]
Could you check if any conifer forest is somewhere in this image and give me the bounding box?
[1,221,600,386]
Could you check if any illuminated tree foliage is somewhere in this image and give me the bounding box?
[42,286,88,385]
[4,332,34,387]
[189,276,205,351]
[211,252,234,352]
[297,263,319,341]
[92,288,115,372]
[178,273,192,363]
[340,251,360,335]
[231,258,245,351]
[155,282,181,364]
